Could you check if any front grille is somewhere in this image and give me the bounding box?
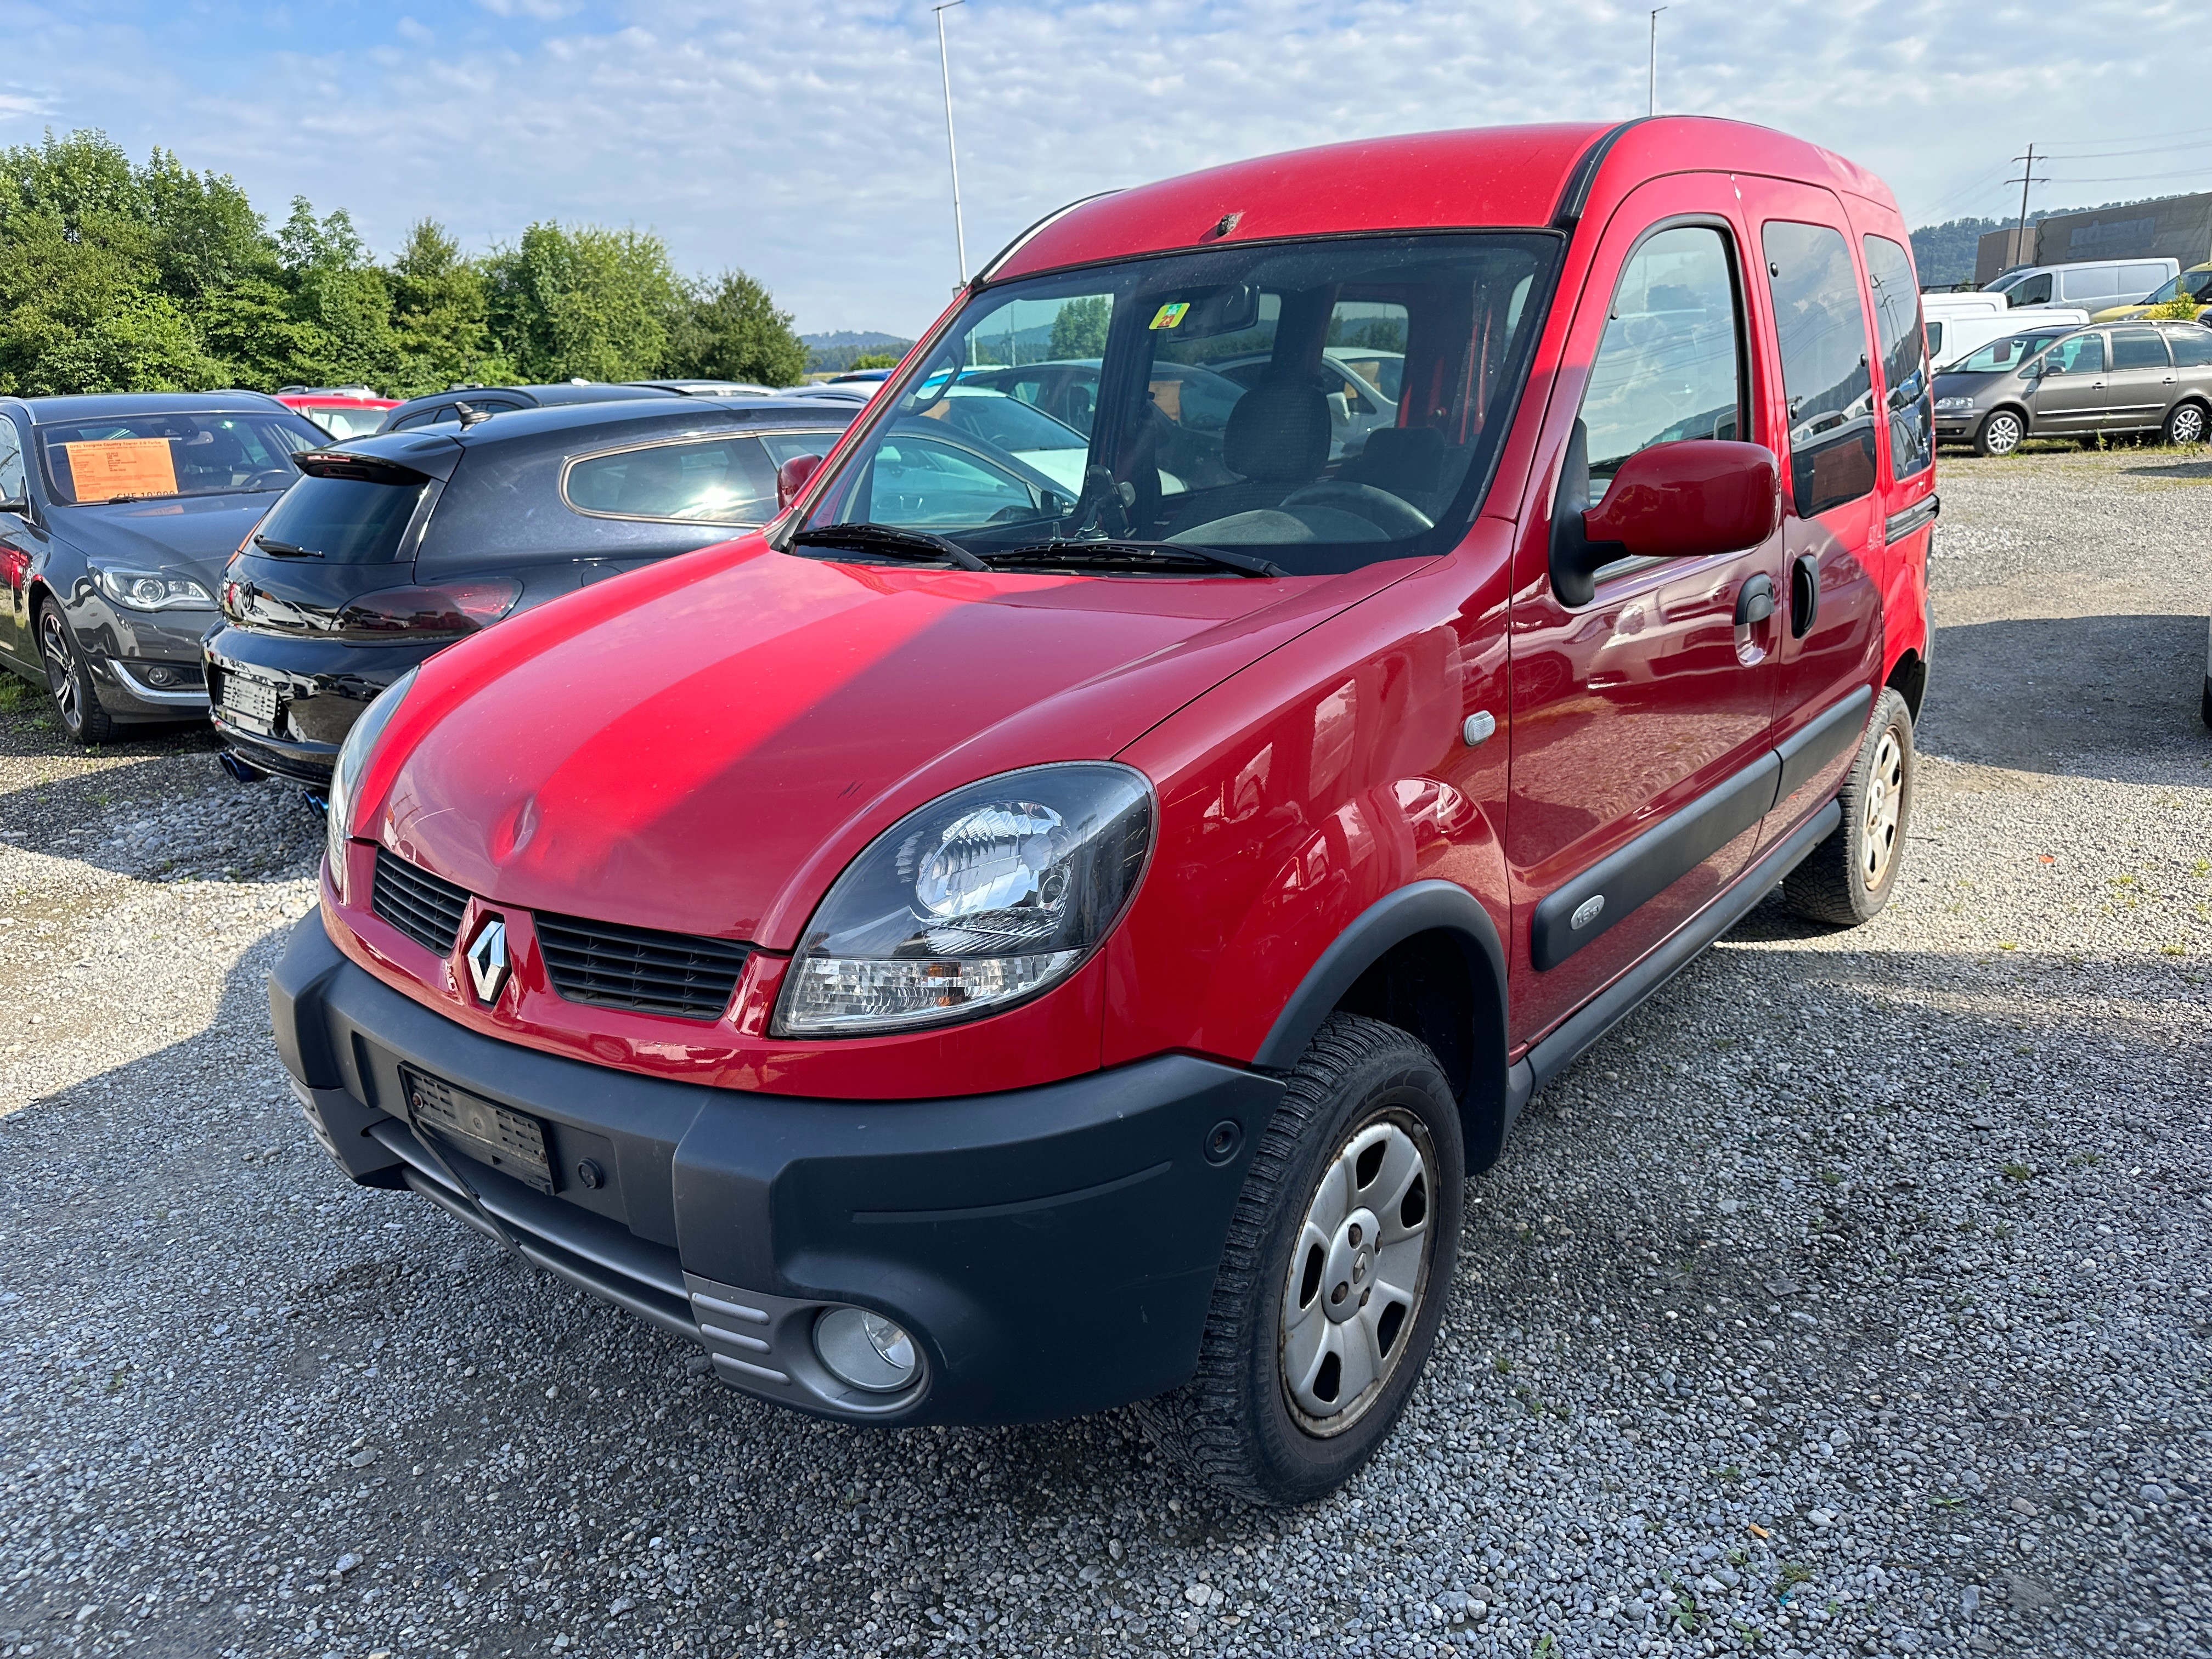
[371,849,470,955]
[535,912,750,1020]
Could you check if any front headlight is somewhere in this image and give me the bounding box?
[324,668,419,896]
[774,763,1154,1036]
[1933,397,1976,412]
[93,566,215,611]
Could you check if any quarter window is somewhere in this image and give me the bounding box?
[2169,330,2212,368]
[1762,221,1878,517]
[1577,224,1746,489]
[565,432,829,524]
[1863,235,1933,481]
[2109,329,2170,370]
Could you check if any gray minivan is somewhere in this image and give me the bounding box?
[1988,258,2180,314]
[1932,321,2212,455]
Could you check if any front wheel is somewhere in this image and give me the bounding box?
[2161,400,2208,448]
[38,604,118,746]
[1973,409,2025,458]
[1136,1014,1463,1506]
[1784,687,1915,926]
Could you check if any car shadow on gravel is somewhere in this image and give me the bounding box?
[1918,613,2212,786]
[0,747,318,881]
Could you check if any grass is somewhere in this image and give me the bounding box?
[0,678,40,714]
[2002,1161,2035,1182]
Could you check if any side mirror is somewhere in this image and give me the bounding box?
[775,453,826,514]
[1326,391,1353,427]
[1552,436,1779,607]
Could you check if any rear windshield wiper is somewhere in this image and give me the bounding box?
[980,539,1284,578]
[790,522,988,572]
[252,534,319,557]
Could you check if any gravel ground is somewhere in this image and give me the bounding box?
[2,446,2208,1659]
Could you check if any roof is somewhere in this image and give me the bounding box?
[381,382,682,418]
[7,390,290,422]
[334,394,853,459]
[988,117,1892,283]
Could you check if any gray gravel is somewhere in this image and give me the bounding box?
[3,445,2209,1659]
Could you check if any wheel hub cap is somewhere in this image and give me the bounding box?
[1280,1114,1434,1434]
[1861,727,1904,888]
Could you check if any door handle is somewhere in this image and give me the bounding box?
[1734,573,1775,627]
[1789,552,1820,640]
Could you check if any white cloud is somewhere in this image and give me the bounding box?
[14,1,2212,333]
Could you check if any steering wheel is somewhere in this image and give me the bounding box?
[245,469,297,491]
[1279,482,1434,538]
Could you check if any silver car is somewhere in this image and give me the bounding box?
[1931,322,2212,456]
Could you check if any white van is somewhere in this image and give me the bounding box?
[1926,306,2091,370]
[1985,258,2179,313]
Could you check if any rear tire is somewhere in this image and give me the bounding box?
[2161,400,2208,448]
[37,602,118,746]
[1784,687,1915,927]
[1972,409,2025,458]
[1136,1014,1463,1506]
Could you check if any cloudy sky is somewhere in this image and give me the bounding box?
[3,0,2208,337]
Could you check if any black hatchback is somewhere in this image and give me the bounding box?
[205,397,854,786]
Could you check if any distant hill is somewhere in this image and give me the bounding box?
[1911,199,2162,289]
[802,330,913,373]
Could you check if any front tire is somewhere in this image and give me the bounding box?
[37,603,117,746]
[1973,409,2025,457]
[1784,687,1915,926]
[1137,1014,1463,1506]
[2161,400,2208,448]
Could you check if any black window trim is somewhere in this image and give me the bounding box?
[1761,216,1881,520]
[1861,231,1934,484]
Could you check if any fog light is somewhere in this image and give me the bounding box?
[144,664,180,687]
[813,1307,919,1393]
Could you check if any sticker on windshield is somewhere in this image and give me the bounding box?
[62,438,177,504]
[1148,302,1191,330]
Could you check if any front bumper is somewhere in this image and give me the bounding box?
[204,625,433,782]
[270,911,1278,1425]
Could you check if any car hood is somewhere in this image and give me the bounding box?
[55,493,276,581]
[1932,370,2013,398]
[371,537,1409,949]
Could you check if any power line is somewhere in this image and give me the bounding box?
[2041,169,2212,186]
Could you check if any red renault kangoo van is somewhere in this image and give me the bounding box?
[272,118,1936,1504]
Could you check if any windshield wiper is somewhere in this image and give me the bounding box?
[980,539,1284,578]
[84,493,177,506]
[791,522,988,571]
[252,534,320,557]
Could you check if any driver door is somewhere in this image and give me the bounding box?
[1506,177,1785,1046]
[2023,332,2107,433]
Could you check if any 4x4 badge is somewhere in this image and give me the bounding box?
[464,917,510,1005]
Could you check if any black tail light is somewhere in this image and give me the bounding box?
[334,580,522,640]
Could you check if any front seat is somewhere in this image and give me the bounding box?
[1160,378,1329,537]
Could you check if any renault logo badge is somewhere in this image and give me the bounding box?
[465,917,511,1005]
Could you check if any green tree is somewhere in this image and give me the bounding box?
[845,351,901,371]
[0,210,224,395]
[1047,295,1110,359]
[667,268,807,386]
[388,219,509,394]
[484,221,682,383]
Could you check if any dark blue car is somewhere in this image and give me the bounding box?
[0,393,330,742]
[204,395,855,786]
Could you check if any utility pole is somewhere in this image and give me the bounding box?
[934,0,970,289]
[1648,7,1667,116]
[2006,143,2048,268]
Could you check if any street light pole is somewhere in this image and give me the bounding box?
[1648,7,1668,116]
[934,0,970,289]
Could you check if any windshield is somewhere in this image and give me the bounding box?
[795,232,1559,575]
[36,411,320,505]
[1948,331,2073,374]
[2143,269,2212,305]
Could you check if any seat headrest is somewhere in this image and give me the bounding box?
[1223,381,1329,484]
[1351,425,1445,492]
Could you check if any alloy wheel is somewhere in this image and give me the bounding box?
[2170,404,2208,447]
[39,611,83,734]
[1982,413,2023,456]
[1279,1109,1435,1435]
[1860,726,1905,889]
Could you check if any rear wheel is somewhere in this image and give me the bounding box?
[1136,1014,1463,1506]
[1784,687,1915,927]
[1972,409,2025,458]
[2161,400,2208,448]
[38,603,117,746]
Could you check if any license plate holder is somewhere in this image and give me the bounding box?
[402,1067,556,1194]
[221,668,281,727]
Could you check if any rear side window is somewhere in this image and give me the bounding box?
[1577,223,1746,488]
[563,432,832,524]
[252,474,427,562]
[1863,235,1932,481]
[1762,221,1877,517]
[2170,330,2212,368]
[2109,329,2171,370]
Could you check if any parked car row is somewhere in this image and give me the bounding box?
[1932,319,2212,455]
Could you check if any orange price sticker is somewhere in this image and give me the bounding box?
[62,438,178,503]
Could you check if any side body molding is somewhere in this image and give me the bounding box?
[1255,880,1513,1171]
